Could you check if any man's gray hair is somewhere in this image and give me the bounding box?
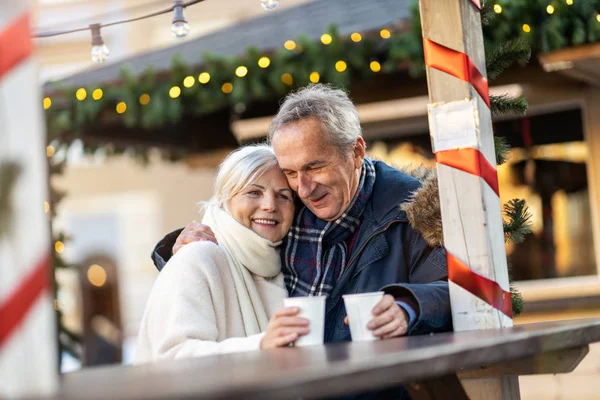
[268,84,362,154]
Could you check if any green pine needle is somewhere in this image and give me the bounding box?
[503,199,533,244]
[511,284,524,317]
[506,260,524,316]
[480,1,496,26]
[486,39,531,82]
[494,136,511,166]
[490,94,528,117]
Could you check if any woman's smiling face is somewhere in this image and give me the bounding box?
[226,166,295,242]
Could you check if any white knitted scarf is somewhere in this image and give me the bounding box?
[202,204,282,336]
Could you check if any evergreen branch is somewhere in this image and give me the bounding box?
[503,199,533,244]
[486,39,531,82]
[480,1,495,26]
[494,136,511,166]
[506,260,524,316]
[511,284,524,316]
[490,94,528,117]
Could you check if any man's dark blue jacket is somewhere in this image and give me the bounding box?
[152,160,453,341]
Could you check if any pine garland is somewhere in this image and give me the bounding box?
[43,1,600,154]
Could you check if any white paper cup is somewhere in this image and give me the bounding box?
[342,291,385,341]
[283,296,326,347]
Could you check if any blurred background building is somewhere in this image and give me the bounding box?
[33,0,600,398]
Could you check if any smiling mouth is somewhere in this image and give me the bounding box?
[253,219,279,226]
[310,193,328,204]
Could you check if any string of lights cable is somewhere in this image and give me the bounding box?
[31,0,281,64]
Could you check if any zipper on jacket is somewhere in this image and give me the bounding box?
[344,218,406,276]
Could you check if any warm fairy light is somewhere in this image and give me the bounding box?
[258,57,271,68]
[46,145,55,158]
[494,4,502,13]
[321,34,333,45]
[87,264,107,287]
[139,94,150,105]
[351,32,362,42]
[235,66,248,77]
[335,61,347,72]
[222,82,233,93]
[55,241,65,254]
[309,72,320,83]
[281,73,293,85]
[183,76,195,88]
[198,72,211,84]
[169,86,181,98]
[92,88,103,100]
[380,29,391,39]
[370,61,382,72]
[44,201,50,213]
[566,0,573,4]
[284,40,296,50]
[116,101,127,114]
[597,14,600,22]
[546,5,555,14]
[75,88,87,101]
[43,97,51,110]
[522,24,531,33]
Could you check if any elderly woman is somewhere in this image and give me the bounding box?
[135,145,309,362]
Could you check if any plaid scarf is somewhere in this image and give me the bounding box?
[282,158,376,297]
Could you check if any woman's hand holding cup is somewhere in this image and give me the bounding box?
[260,307,310,349]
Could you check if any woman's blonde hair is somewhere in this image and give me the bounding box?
[207,144,279,208]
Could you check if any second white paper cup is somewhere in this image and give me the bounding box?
[283,296,326,347]
[343,291,385,341]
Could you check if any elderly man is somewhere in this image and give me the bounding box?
[152,84,451,342]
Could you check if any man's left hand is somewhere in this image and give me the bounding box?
[367,294,409,339]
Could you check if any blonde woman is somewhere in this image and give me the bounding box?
[135,145,309,362]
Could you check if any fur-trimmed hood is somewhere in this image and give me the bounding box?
[399,166,444,248]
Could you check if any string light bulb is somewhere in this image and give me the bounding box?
[335,61,347,72]
[90,24,109,64]
[171,1,190,39]
[370,61,382,72]
[546,5,555,14]
[321,34,333,45]
[566,0,573,5]
[261,0,279,11]
[258,57,271,68]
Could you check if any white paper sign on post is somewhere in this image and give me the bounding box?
[428,99,479,153]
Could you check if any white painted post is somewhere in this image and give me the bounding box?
[0,1,59,397]
[417,0,519,398]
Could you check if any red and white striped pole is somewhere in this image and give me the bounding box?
[0,1,58,397]
[417,1,518,397]
[418,0,512,332]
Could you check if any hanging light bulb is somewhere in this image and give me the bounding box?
[171,1,190,39]
[90,24,109,64]
[261,0,279,11]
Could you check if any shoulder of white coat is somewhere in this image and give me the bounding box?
[162,241,229,280]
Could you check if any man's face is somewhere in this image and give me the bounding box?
[271,117,365,221]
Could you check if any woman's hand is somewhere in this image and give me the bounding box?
[260,307,310,349]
